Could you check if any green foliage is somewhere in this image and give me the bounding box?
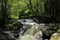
[7,0,45,19]
[7,0,27,19]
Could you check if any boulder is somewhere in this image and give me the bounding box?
[50,33,60,40]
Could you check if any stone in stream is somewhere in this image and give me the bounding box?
[50,29,60,40]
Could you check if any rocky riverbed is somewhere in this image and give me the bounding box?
[0,19,60,40]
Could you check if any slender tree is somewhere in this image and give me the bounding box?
[0,0,8,29]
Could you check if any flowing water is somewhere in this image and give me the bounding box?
[2,19,47,40]
[16,19,46,40]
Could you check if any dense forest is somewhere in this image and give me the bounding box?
[0,0,60,40]
[0,0,60,25]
